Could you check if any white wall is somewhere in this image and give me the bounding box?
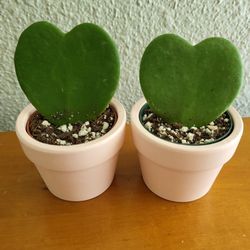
[0,0,249,130]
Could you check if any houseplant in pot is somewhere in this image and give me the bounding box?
[131,34,244,202]
[15,21,126,201]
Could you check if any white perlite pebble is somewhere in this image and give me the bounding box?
[145,121,153,131]
[143,114,147,121]
[180,126,189,133]
[196,131,201,136]
[72,133,78,139]
[205,128,212,134]
[181,139,187,144]
[209,121,215,126]
[56,139,67,145]
[79,129,88,137]
[58,123,73,132]
[187,133,194,141]
[101,122,109,133]
[168,135,174,140]
[68,124,73,131]
[147,113,153,119]
[224,118,229,122]
[171,130,177,135]
[191,126,197,130]
[207,125,218,131]
[78,122,91,137]
[42,120,50,127]
[103,122,109,131]
[58,124,68,132]
[204,138,215,143]
[158,126,166,134]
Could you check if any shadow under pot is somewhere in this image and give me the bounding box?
[16,98,126,202]
[131,98,244,202]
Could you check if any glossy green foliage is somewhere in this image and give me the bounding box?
[15,21,120,125]
[140,34,243,127]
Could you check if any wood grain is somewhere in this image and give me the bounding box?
[0,120,250,250]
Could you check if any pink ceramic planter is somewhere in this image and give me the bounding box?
[131,98,244,202]
[16,98,126,201]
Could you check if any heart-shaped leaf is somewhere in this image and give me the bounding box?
[15,21,119,125]
[140,34,243,127]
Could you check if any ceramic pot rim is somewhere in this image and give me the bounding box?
[16,98,126,154]
[131,98,244,152]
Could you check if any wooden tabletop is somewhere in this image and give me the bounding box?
[0,121,250,250]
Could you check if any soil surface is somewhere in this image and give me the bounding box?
[28,106,116,146]
[141,108,232,145]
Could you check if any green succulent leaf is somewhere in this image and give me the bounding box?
[140,34,243,127]
[15,21,120,126]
